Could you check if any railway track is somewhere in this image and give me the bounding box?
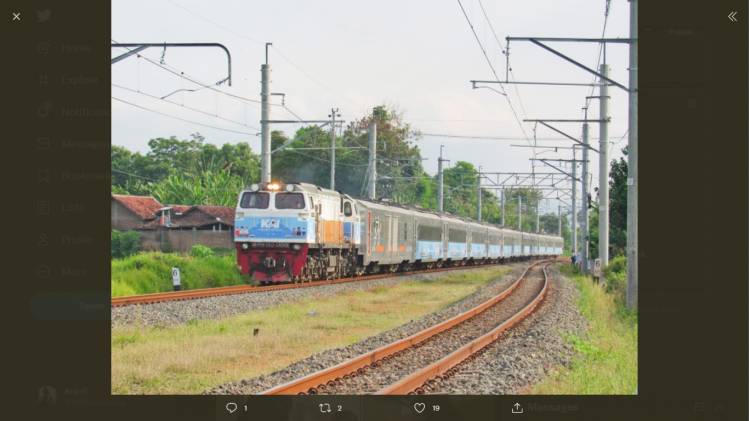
[260,260,551,395]
[110,259,537,307]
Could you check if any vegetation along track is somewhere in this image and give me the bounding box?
[261,260,551,395]
[110,260,535,307]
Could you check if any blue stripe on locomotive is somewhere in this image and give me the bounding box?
[416,240,442,260]
[489,244,501,258]
[234,216,315,242]
[343,221,361,243]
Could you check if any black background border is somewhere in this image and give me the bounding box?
[3,0,747,420]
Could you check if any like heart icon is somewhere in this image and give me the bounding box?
[413,402,426,414]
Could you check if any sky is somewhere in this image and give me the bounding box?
[111,0,632,214]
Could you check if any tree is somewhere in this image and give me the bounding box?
[437,161,501,223]
[609,147,628,256]
[588,146,628,258]
[271,127,335,187]
[500,188,543,232]
[149,170,245,207]
[111,133,261,203]
[271,105,430,205]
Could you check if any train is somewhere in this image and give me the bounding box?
[234,181,564,284]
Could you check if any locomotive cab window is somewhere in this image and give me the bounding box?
[275,193,305,209]
[343,201,353,216]
[240,192,270,209]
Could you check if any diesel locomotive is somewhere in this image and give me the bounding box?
[234,181,563,284]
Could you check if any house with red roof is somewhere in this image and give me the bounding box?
[111,194,236,251]
[111,194,163,230]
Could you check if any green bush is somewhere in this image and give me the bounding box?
[111,230,141,258]
[111,251,244,297]
[604,255,627,277]
[189,244,214,258]
[603,256,627,305]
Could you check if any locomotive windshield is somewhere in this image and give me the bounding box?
[275,192,305,209]
[240,192,270,209]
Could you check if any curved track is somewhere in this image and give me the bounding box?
[261,260,551,395]
[111,259,540,307]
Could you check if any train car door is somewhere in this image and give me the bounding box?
[390,216,399,256]
[442,223,448,258]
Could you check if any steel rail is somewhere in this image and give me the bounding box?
[376,262,551,394]
[110,259,541,307]
[260,260,547,395]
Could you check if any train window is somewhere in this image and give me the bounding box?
[448,229,467,243]
[417,225,441,241]
[240,192,269,209]
[275,193,305,209]
[343,201,352,216]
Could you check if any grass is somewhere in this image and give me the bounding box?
[111,251,244,297]
[111,266,510,394]
[530,263,638,394]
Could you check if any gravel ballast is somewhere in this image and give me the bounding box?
[423,264,587,394]
[318,264,547,394]
[112,264,521,329]
[206,261,532,394]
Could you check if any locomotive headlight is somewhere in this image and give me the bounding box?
[267,182,280,191]
[286,184,295,192]
[241,243,250,250]
[291,244,301,250]
[250,183,260,192]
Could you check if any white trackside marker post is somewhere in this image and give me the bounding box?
[172,267,181,291]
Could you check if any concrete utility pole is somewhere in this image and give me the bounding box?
[329,107,340,190]
[581,116,590,272]
[535,201,540,233]
[501,189,506,226]
[437,145,448,212]
[260,43,272,183]
[367,117,377,200]
[500,34,631,265]
[571,148,578,257]
[626,0,638,309]
[557,205,562,235]
[598,62,610,270]
[477,166,482,221]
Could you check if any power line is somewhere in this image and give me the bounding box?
[138,53,264,105]
[419,132,569,141]
[112,167,158,182]
[284,149,369,168]
[113,39,268,106]
[112,83,260,131]
[166,0,264,45]
[162,1,358,110]
[583,0,612,113]
[112,96,259,137]
[476,0,530,123]
[456,0,531,145]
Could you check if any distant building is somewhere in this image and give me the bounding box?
[111,194,162,230]
[111,194,236,252]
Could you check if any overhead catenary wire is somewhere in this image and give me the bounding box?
[112,96,259,137]
[112,83,261,131]
[456,0,531,145]
[477,0,531,125]
[420,132,571,141]
[112,39,268,106]
[162,1,361,111]
[583,0,612,113]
